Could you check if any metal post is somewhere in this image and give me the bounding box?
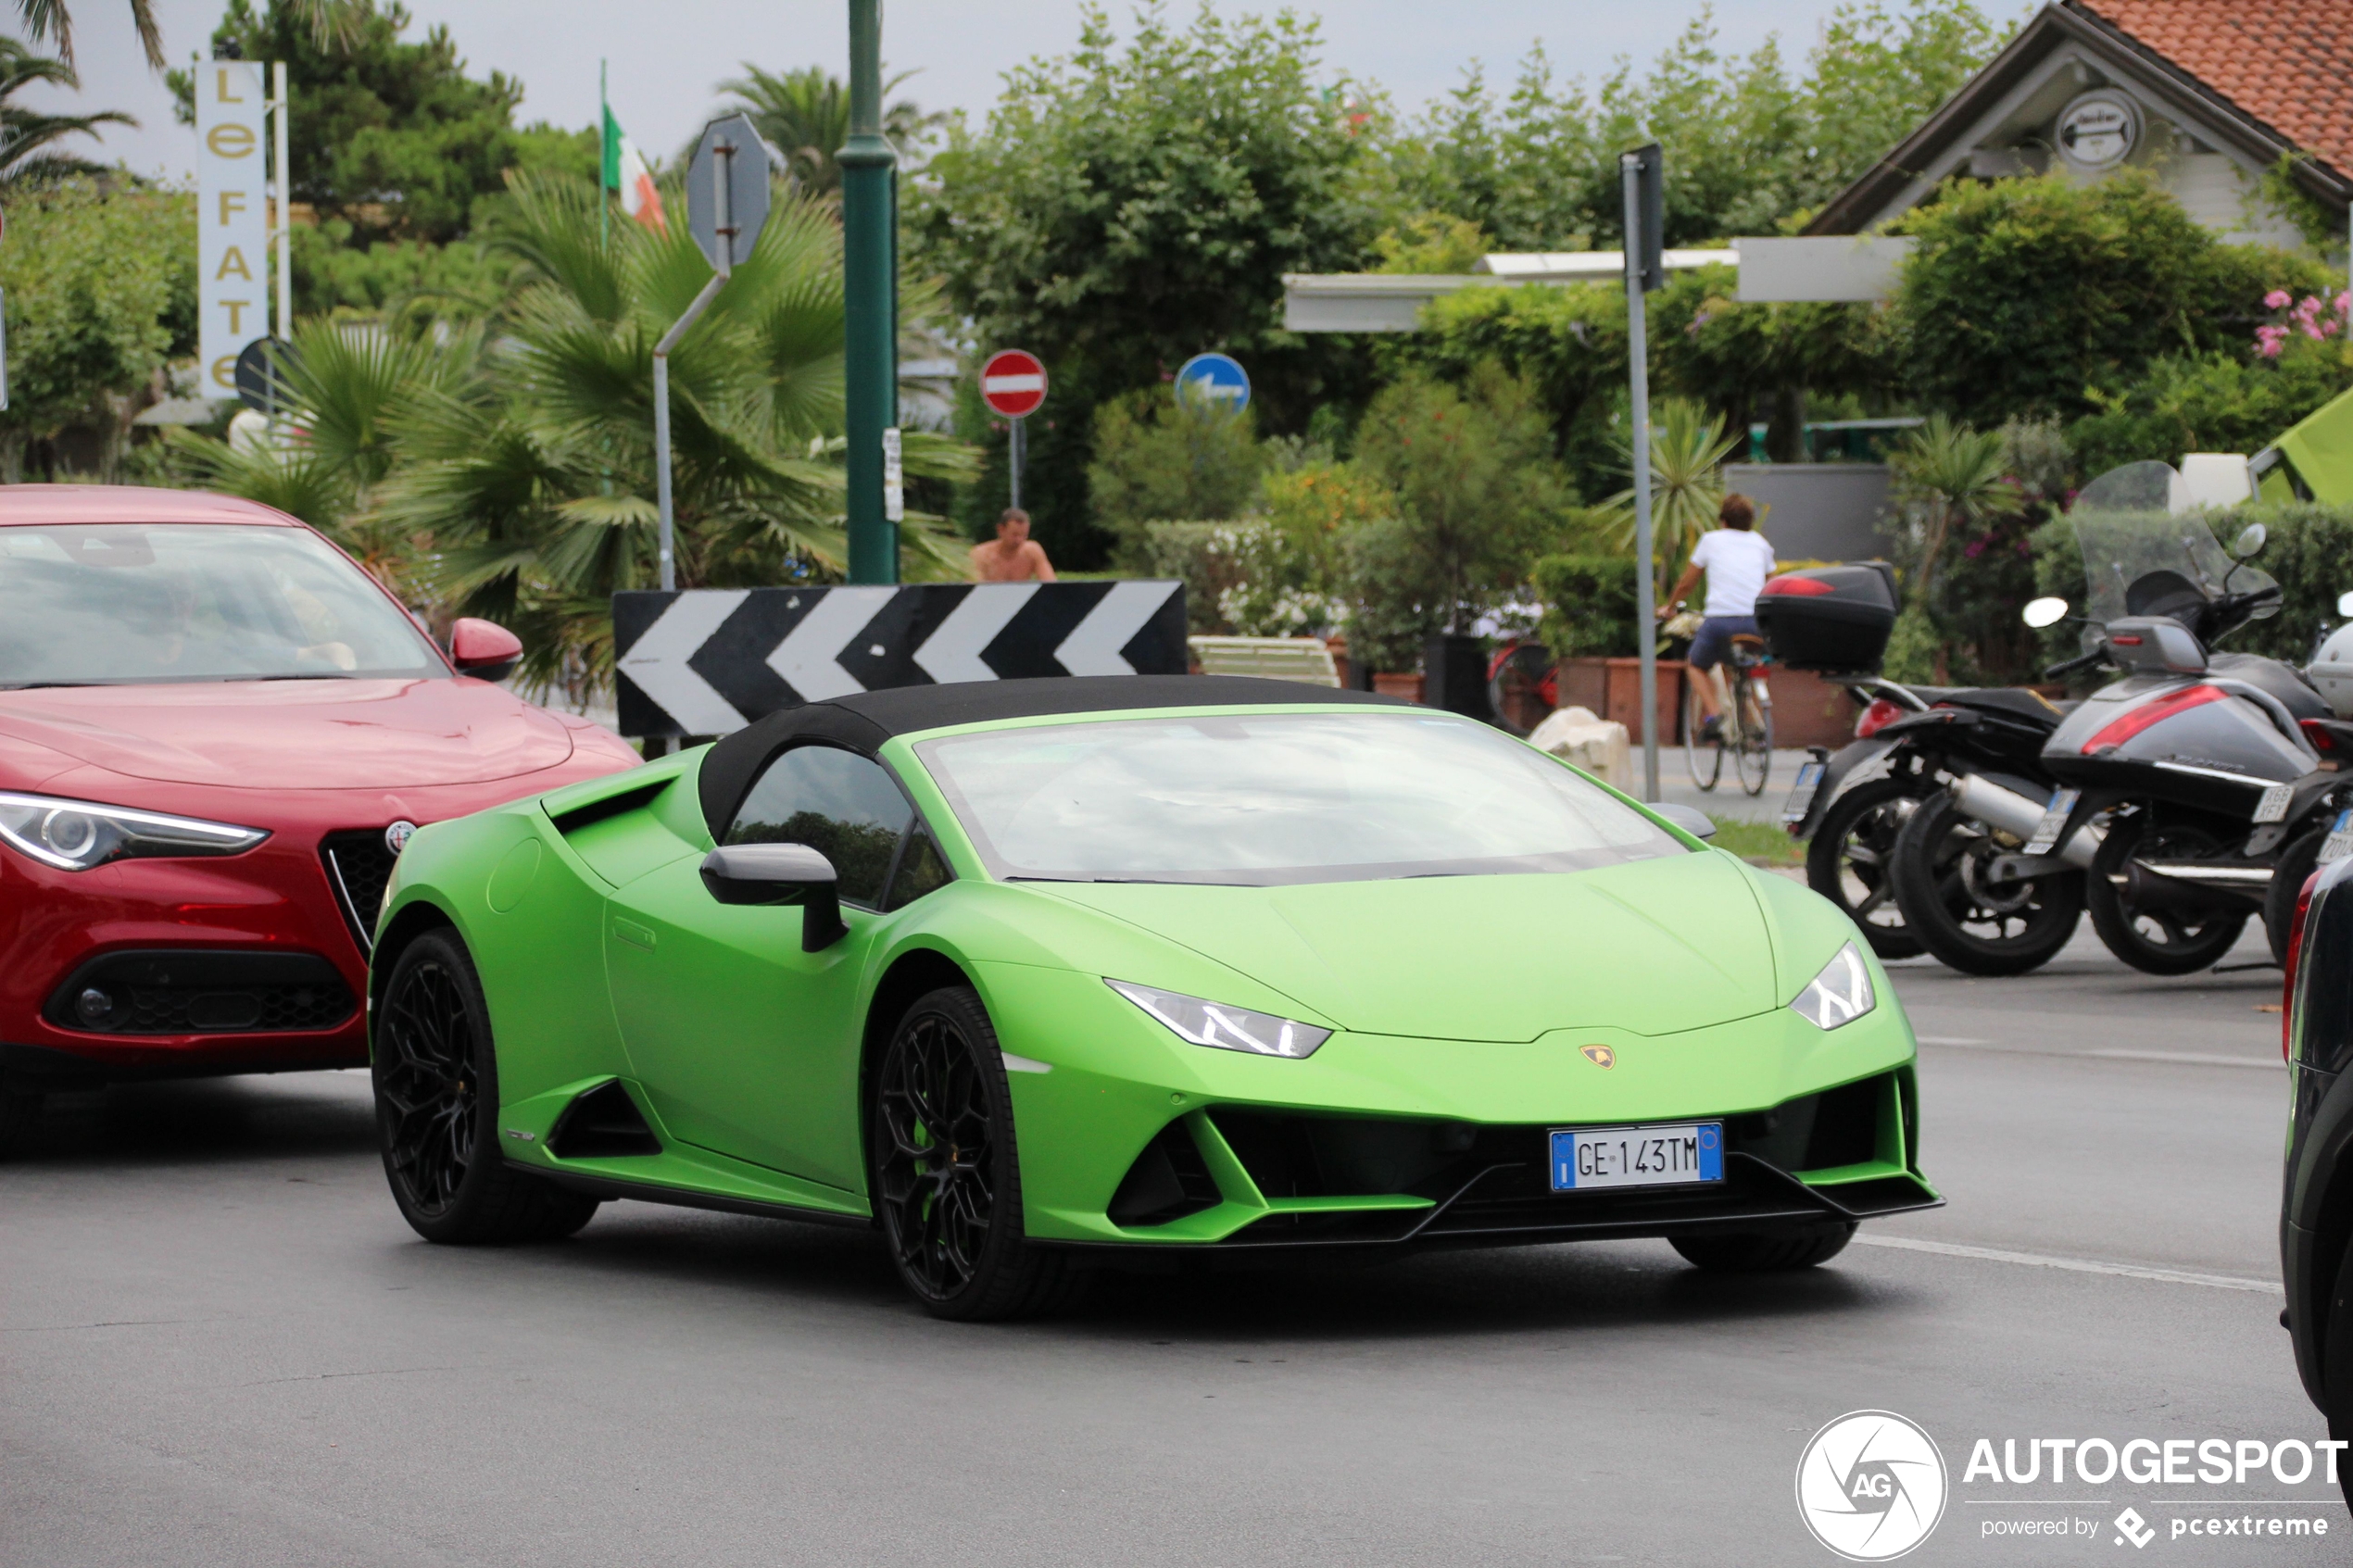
[1623,152,1658,802]
[652,140,736,593]
[1010,417,1025,510]
[840,0,899,584]
[271,61,290,344]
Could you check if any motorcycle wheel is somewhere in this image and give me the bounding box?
[2265,825,2329,966]
[1889,792,2083,976]
[2085,817,2250,976]
[1805,777,1924,960]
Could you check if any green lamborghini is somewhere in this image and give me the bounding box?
[368,676,1938,1319]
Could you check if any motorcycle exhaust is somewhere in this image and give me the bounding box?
[1949,774,2104,870]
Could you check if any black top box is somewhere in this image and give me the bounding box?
[1754,562,1899,673]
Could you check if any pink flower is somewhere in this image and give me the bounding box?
[2267,289,2294,308]
[2259,335,2286,359]
[2337,292,2351,316]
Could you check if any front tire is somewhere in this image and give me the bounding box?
[871,985,1081,1321]
[373,929,600,1245]
[2085,817,2249,976]
[1672,1221,1856,1273]
[1806,778,1924,960]
[1891,792,2082,976]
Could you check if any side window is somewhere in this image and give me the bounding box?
[885,826,954,910]
[725,746,911,909]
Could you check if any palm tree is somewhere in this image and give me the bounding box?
[19,0,359,73]
[1888,413,2013,604]
[712,64,948,197]
[1605,397,1743,595]
[0,39,132,183]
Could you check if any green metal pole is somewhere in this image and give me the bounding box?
[599,59,609,250]
[840,0,899,583]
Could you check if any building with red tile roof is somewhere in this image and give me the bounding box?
[1808,1,2353,240]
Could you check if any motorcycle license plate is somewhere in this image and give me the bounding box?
[2322,809,2353,865]
[1550,1122,1724,1191]
[1781,760,1826,824]
[2024,787,2081,855]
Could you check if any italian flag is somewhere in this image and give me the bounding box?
[602,106,667,232]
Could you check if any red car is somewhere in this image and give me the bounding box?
[0,486,641,1150]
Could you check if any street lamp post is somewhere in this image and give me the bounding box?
[840,0,899,585]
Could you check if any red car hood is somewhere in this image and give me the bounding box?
[0,678,578,789]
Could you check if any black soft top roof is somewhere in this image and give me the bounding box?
[696,674,1406,838]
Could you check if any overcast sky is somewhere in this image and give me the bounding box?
[12,0,2039,182]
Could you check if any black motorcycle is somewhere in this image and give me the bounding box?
[1964,460,2349,974]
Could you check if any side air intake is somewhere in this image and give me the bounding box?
[547,1080,662,1159]
[1107,1119,1222,1226]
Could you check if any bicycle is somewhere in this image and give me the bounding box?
[1675,612,1774,796]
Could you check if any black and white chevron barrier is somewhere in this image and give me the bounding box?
[611,581,1189,737]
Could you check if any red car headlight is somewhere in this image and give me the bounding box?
[0,790,270,872]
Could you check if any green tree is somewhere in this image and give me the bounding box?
[169,0,543,246]
[0,39,133,184]
[1881,413,2013,683]
[912,4,1387,567]
[0,181,188,480]
[712,64,946,197]
[170,170,975,696]
[1345,366,1569,661]
[1891,169,2322,425]
[1393,0,2007,250]
[15,0,163,70]
[1604,396,1742,596]
[1087,389,1265,536]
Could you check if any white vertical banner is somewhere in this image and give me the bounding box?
[197,60,269,397]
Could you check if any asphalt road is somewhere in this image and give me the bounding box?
[5,923,2342,1567]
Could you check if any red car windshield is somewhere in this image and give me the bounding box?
[0,523,445,687]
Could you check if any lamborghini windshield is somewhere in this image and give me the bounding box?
[914,710,1685,886]
[2069,460,2276,626]
[0,523,445,687]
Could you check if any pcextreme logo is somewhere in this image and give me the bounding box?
[1796,1410,1950,1562]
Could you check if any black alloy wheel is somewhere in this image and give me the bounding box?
[1890,792,2083,976]
[871,985,1080,1321]
[2084,817,2250,977]
[373,929,599,1245]
[1671,1221,1856,1273]
[1806,777,1925,960]
[2267,824,2330,966]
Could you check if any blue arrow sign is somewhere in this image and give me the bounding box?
[1175,352,1250,413]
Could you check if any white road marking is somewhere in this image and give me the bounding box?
[1914,1035,1988,1045]
[1853,1233,2280,1293]
[2088,1048,2281,1069]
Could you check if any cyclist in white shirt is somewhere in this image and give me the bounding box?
[1656,494,1776,741]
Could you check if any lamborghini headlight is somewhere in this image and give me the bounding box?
[1106,979,1331,1060]
[1789,942,1875,1030]
[0,791,269,872]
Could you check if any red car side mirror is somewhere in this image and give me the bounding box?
[448,618,523,683]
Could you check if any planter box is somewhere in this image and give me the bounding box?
[1604,658,1684,745]
[1763,667,1863,751]
[1371,671,1425,703]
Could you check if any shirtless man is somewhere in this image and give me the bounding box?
[970,508,1057,583]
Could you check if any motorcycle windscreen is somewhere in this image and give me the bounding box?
[2068,459,2276,626]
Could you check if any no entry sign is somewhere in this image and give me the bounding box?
[980,349,1047,419]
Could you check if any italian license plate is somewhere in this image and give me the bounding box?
[2023,786,2081,855]
[1781,760,1826,824]
[2321,809,2353,865]
[1550,1122,1724,1192]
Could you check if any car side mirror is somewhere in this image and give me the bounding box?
[1652,802,1716,841]
[448,617,523,683]
[2023,596,2070,629]
[2232,521,2269,559]
[699,844,847,951]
